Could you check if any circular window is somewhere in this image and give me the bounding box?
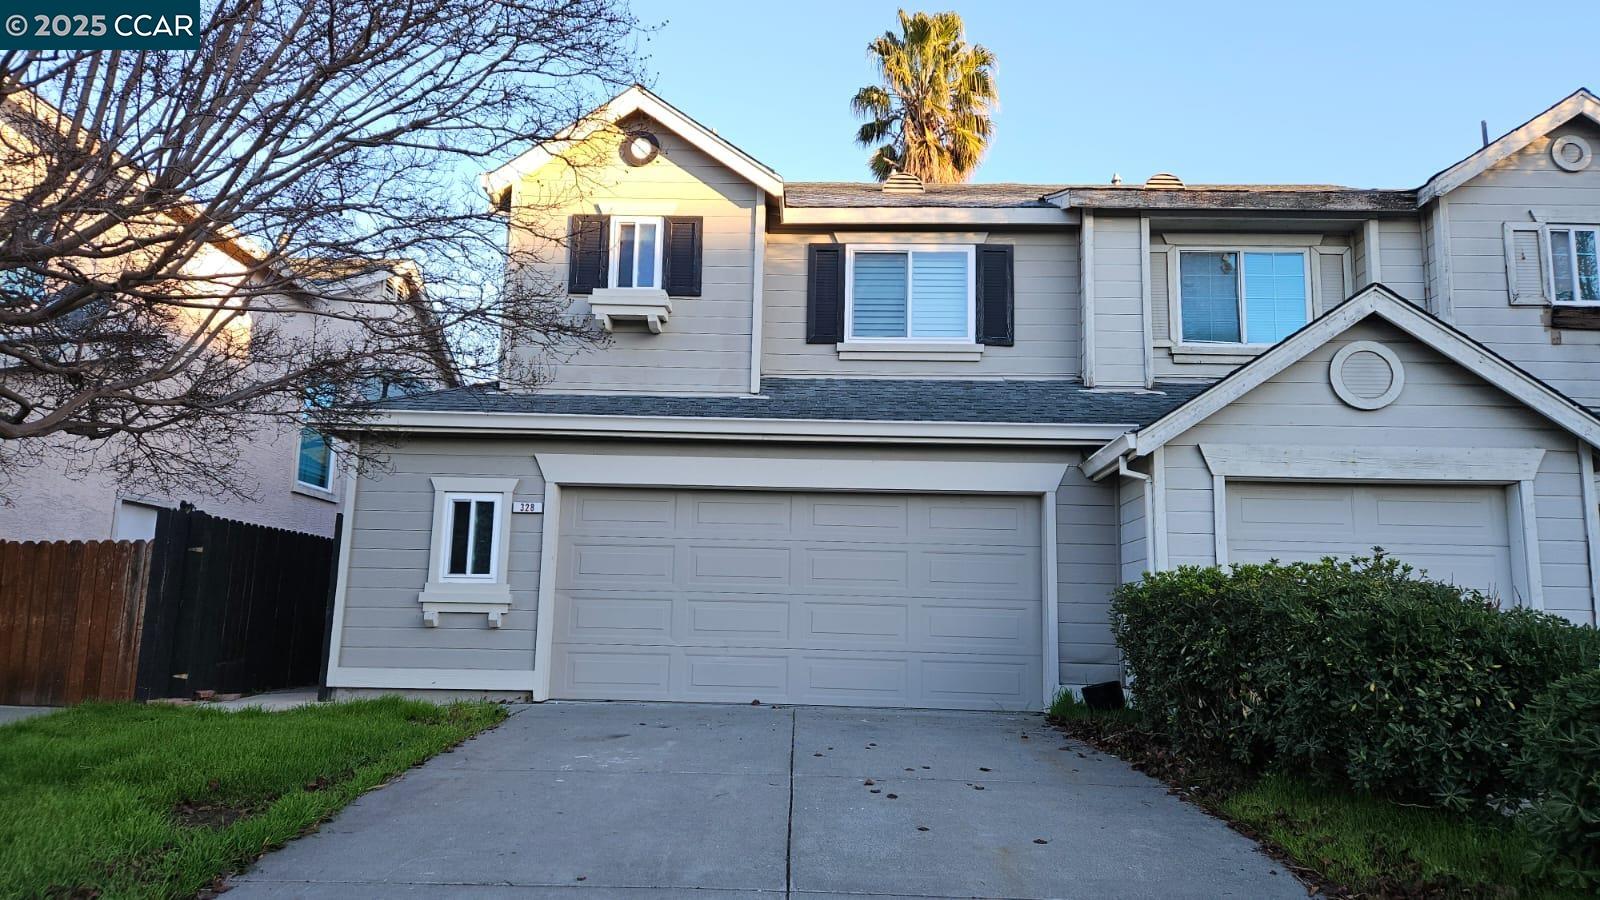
[619,130,661,167]
[1551,135,1592,172]
[1330,341,1405,410]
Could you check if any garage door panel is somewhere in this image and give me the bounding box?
[923,548,1039,598]
[687,598,790,639]
[572,494,676,530]
[1227,483,1514,601]
[564,541,674,587]
[685,544,792,585]
[552,488,1044,710]
[688,494,794,532]
[807,497,910,534]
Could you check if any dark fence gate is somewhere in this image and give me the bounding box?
[2,507,340,706]
[134,505,338,700]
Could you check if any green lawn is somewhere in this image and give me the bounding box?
[1048,694,1577,898]
[0,698,506,899]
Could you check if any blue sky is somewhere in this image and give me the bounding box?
[625,0,1600,188]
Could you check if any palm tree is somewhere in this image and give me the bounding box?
[851,10,997,183]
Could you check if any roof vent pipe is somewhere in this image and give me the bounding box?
[1481,119,1490,148]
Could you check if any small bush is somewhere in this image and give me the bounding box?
[1518,668,1600,890]
[1111,554,1600,810]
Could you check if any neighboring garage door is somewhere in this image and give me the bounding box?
[550,487,1044,710]
[1227,482,1515,600]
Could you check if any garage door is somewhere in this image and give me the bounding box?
[550,488,1044,710]
[1227,482,1515,600]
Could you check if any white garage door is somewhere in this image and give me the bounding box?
[550,487,1044,710]
[1227,482,1515,600]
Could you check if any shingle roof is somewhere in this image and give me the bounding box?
[369,377,1210,426]
[783,183,1062,208]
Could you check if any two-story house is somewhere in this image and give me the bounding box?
[323,86,1600,710]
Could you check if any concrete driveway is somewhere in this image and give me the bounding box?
[227,702,1301,899]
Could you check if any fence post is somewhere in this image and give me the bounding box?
[317,513,343,702]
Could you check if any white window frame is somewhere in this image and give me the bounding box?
[438,492,504,582]
[419,476,519,628]
[1173,247,1313,347]
[606,215,665,290]
[843,243,978,344]
[1545,224,1600,305]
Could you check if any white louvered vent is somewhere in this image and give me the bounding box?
[1150,250,1170,341]
[883,171,925,194]
[1145,173,1184,189]
[1330,341,1405,410]
[1340,350,1393,399]
[1510,228,1545,304]
[1319,252,1347,308]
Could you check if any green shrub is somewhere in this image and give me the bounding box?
[1518,668,1600,889]
[1111,554,1600,810]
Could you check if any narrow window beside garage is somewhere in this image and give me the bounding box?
[444,494,499,579]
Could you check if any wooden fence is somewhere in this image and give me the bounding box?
[0,540,151,705]
[0,505,338,706]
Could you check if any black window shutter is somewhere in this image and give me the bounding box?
[806,243,846,344]
[661,216,703,296]
[566,214,609,294]
[976,244,1015,346]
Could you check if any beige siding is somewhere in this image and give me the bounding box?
[504,113,756,395]
[1158,317,1594,625]
[1092,213,1147,386]
[1378,217,1427,303]
[760,230,1080,378]
[337,438,1121,686]
[1441,118,1600,406]
[1057,463,1120,686]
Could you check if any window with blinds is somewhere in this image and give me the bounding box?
[845,245,976,342]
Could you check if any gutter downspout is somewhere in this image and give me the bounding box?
[1116,455,1155,577]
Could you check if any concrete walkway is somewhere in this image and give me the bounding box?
[227,702,1301,899]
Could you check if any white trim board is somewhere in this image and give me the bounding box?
[779,207,1075,227]
[1198,444,1546,483]
[356,410,1133,447]
[529,453,1072,706]
[1082,284,1600,479]
[482,85,783,199]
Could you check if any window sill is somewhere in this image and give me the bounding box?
[589,288,671,334]
[1169,344,1268,365]
[836,342,984,362]
[292,481,339,503]
[417,584,513,628]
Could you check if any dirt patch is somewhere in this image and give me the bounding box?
[172,800,252,830]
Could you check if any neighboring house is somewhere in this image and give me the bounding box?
[324,86,1600,710]
[0,256,457,541]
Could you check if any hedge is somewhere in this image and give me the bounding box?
[1109,554,1600,811]
[1519,668,1600,890]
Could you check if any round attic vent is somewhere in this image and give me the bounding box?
[1551,135,1592,173]
[619,130,661,167]
[1330,341,1404,410]
[1144,172,1184,189]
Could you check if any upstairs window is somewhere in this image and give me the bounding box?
[295,386,335,492]
[1549,227,1600,304]
[607,215,662,290]
[845,245,975,341]
[441,493,500,580]
[1178,250,1309,344]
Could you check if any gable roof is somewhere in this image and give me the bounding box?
[481,84,784,199]
[1082,283,1600,479]
[1418,88,1600,205]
